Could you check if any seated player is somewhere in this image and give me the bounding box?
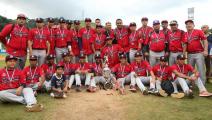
[50,63,68,98]
[0,55,43,112]
[171,55,212,98]
[130,52,155,95]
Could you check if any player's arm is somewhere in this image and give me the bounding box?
[38,69,45,89]
[172,69,191,80]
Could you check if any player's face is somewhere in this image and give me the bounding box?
[48,59,54,65]
[116,20,123,29]
[201,26,209,33]
[17,17,26,26]
[96,28,101,34]
[186,22,194,31]
[95,58,101,64]
[67,24,72,29]
[56,67,64,75]
[60,22,66,28]
[85,21,91,27]
[107,40,113,45]
[130,26,136,31]
[135,56,142,62]
[6,59,17,68]
[178,59,185,65]
[30,60,37,67]
[120,58,127,64]
[36,22,44,28]
[141,20,148,26]
[160,61,167,66]
[170,24,178,31]
[153,24,160,31]
[48,22,54,28]
[63,56,70,62]
[162,23,168,29]
[95,20,101,25]
[105,23,112,30]
[74,24,80,29]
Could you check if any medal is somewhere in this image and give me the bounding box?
[30,67,37,83]
[37,28,43,41]
[187,30,194,43]
[5,68,15,87]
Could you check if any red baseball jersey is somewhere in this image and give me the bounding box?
[44,26,56,54]
[79,27,95,55]
[54,28,72,48]
[101,44,124,68]
[59,61,76,76]
[147,31,166,52]
[162,28,171,42]
[131,60,151,76]
[92,63,103,76]
[128,31,142,50]
[94,33,106,51]
[75,62,93,72]
[112,63,132,78]
[171,64,194,76]
[41,63,56,80]
[28,28,50,49]
[168,29,186,52]
[152,64,172,80]
[137,26,153,45]
[104,29,115,39]
[0,24,29,56]
[23,66,44,85]
[0,68,25,91]
[114,26,130,52]
[71,29,80,56]
[185,29,207,53]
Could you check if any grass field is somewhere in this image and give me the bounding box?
[0,56,212,120]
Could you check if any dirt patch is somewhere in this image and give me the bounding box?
[45,89,127,120]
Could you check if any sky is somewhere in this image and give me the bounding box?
[0,0,211,30]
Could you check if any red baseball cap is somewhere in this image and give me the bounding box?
[5,55,18,62]
[74,20,80,25]
[185,19,194,24]
[17,14,26,19]
[129,22,136,27]
[141,17,148,21]
[161,20,168,24]
[85,18,92,22]
[29,55,38,60]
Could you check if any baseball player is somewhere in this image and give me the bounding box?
[161,20,171,42]
[185,20,208,84]
[114,19,130,62]
[94,25,106,55]
[66,20,73,30]
[44,17,56,55]
[22,55,45,95]
[71,20,81,63]
[0,14,29,69]
[41,54,56,92]
[104,22,115,40]
[144,20,167,66]
[89,54,116,92]
[137,17,153,60]
[50,63,68,98]
[128,22,142,63]
[54,18,72,63]
[74,53,93,92]
[168,20,186,65]
[171,55,212,97]
[58,52,75,89]
[153,56,184,98]
[101,36,124,68]
[130,52,155,95]
[0,55,43,112]
[78,18,95,63]
[95,18,102,26]
[112,53,132,95]
[28,18,50,66]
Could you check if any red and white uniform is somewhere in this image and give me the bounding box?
[128,31,142,50]
[71,29,80,56]
[171,64,194,79]
[152,64,172,80]
[44,26,56,54]
[23,66,44,85]
[0,68,25,91]
[54,28,72,48]
[104,29,115,39]
[41,63,56,80]
[92,63,103,76]
[162,28,171,42]
[131,60,151,76]
[184,29,206,53]
[147,31,166,52]
[28,28,50,49]
[114,26,130,52]
[137,26,153,45]
[112,63,132,78]
[101,44,124,68]
[75,62,93,71]
[59,61,76,76]
[168,29,186,52]
[94,33,106,51]
[0,24,29,57]
[79,27,95,55]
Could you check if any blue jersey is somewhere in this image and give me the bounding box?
[51,74,66,89]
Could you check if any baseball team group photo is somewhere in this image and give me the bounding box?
[0,0,212,120]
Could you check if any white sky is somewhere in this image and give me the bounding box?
[0,0,211,30]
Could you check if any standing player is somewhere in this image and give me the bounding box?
[144,20,167,66]
[137,17,153,60]
[104,22,115,39]
[94,25,106,55]
[114,19,130,61]
[0,55,43,112]
[78,18,95,63]
[185,20,208,84]
[128,22,142,63]
[66,20,73,30]
[0,14,29,69]
[54,18,72,63]
[161,20,171,42]
[168,20,186,65]
[28,18,50,66]
[101,37,124,68]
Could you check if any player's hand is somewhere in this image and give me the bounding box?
[203,51,208,57]
[190,76,197,81]
[57,89,62,93]
[38,83,42,90]
[16,87,23,96]
[165,52,169,57]
[144,52,149,56]
[63,87,68,93]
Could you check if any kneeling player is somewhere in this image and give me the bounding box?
[0,55,43,112]
[50,64,68,98]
